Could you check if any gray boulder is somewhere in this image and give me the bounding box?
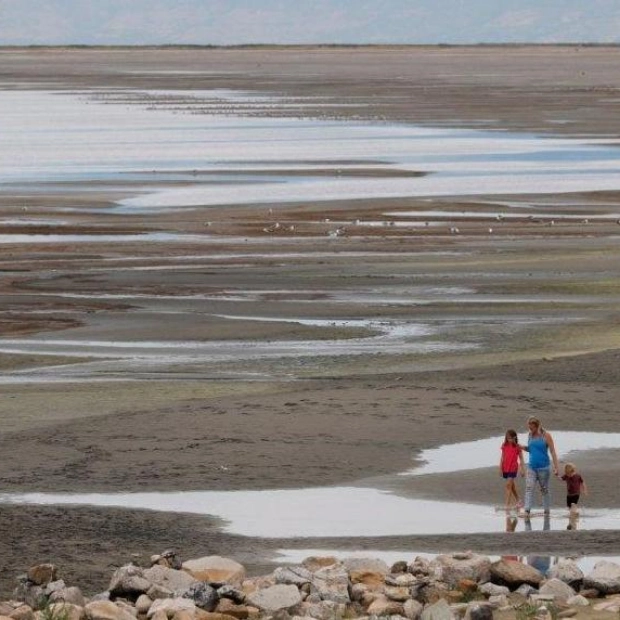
[547,560,584,588]
[246,584,302,613]
[182,582,218,612]
[479,582,509,597]
[143,565,196,594]
[583,561,620,594]
[539,578,576,603]
[109,566,151,597]
[312,565,350,603]
[431,553,491,587]
[273,566,314,587]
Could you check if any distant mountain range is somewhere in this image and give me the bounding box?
[1,0,618,46]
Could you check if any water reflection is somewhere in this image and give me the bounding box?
[0,436,618,537]
[505,515,518,533]
[524,513,552,574]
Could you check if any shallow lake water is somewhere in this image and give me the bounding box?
[2,432,619,539]
[2,89,620,210]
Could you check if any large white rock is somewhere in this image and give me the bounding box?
[584,561,620,594]
[431,553,491,587]
[547,560,584,586]
[108,566,151,596]
[143,566,196,593]
[539,578,576,602]
[182,556,245,585]
[246,584,302,612]
[312,566,350,603]
[342,557,389,575]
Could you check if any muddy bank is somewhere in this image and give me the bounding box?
[2,503,620,598]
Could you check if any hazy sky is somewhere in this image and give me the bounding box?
[1,0,619,46]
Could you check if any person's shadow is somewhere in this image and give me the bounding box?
[524,513,552,575]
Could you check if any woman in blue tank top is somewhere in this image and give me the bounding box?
[522,416,559,515]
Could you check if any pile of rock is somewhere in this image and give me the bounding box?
[3,550,620,620]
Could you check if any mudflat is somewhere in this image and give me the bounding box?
[2,46,620,596]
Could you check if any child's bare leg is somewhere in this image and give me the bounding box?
[504,480,513,508]
[510,480,521,505]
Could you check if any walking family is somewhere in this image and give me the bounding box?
[499,416,588,516]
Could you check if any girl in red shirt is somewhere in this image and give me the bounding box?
[500,429,525,510]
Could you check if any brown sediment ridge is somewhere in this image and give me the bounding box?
[2,46,620,597]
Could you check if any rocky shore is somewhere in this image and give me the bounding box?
[5,551,620,620]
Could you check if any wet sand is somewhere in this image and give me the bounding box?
[2,46,620,596]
